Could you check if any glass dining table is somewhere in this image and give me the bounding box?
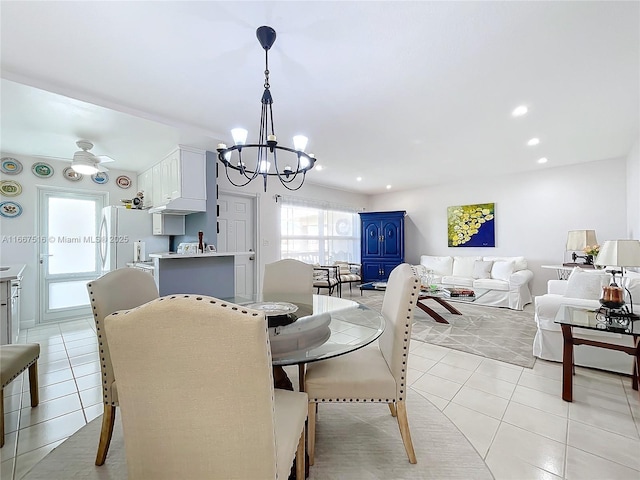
[224,293,385,391]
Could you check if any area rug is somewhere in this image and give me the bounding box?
[348,290,537,368]
[23,390,493,480]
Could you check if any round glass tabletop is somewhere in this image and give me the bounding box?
[225,293,385,366]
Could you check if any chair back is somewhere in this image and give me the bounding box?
[105,295,279,479]
[263,259,313,296]
[378,263,420,401]
[86,268,159,405]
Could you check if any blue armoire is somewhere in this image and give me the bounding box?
[359,211,406,282]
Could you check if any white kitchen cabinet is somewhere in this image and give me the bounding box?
[152,213,185,235]
[149,146,206,209]
[0,277,21,345]
[0,281,9,345]
[137,168,154,208]
[152,162,163,207]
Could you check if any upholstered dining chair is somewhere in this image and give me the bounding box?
[263,258,313,298]
[304,263,420,465]
[105,295,308,480]
[86,268,159,466]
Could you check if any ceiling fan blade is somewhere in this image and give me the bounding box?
[96,164,109,173]
[96,155,115,164]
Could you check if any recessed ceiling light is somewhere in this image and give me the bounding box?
[512,105,528,117]
[386,185,392,190]
[315,165,323,171]
[537,157,548,164]
[527,138,540,146]
[356,176,362,182]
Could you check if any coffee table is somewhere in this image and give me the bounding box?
[554,305,639,402]
[360,282,490,324]
[417,287,490,324]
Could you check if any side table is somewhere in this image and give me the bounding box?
[554,305,639,402]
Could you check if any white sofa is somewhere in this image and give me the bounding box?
[533,268,640,375]
[419,255,534,310]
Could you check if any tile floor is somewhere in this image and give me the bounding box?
[2,317,640,479]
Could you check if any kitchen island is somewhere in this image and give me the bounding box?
[1,264,25,345]
[149,252,252,298]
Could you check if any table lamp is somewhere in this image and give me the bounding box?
[565,230,597,265]
[595,239,640,318]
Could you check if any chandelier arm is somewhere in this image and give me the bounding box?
[223,163,261,188]
[277,171,307,191]
[270,149,303,184]
[218,145,315,175]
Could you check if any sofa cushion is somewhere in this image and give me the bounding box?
[453,256,482,277]
[473,278,509,291]
[483,256,527,272]
[420,256,453,276]
[472,260,493,279]
[564,268,608,300]
[441,276,474,287]
[491,261,514,281]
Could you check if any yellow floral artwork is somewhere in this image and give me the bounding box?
[447,203,495,247]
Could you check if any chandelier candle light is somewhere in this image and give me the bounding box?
[216,26,316,192]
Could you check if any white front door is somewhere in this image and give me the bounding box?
[38,188,106,323]
[217,192,256,297]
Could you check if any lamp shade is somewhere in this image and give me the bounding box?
[566,230,597,251]
[595,240,640,267]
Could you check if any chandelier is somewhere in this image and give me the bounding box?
[216,26,316,192]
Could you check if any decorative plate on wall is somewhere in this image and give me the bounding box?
[62,167,83,182]
[91,172,109,185]
[116,175,132,189]
[0,201,23,218]
[32,162,54,178]
[0,180,23,197]
[1,158,23,175]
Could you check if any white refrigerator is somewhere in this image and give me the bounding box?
[99,206,169,273]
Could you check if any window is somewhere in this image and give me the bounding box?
[280,199,361,265]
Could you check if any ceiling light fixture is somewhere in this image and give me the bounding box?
[216,26,316,192]
[512,105,528,117]
[537,157,548,164]
[527,137,540,146]
[71,140,100,175]
[386,185,392,190]
[356,177,362,182]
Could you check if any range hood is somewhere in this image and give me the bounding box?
[148,197,206,215]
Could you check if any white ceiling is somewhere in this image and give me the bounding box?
[1,1,638,194]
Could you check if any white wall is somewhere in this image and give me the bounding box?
[216,168,369,289]
[626,139,640,239]
[0,153,139,327]
[368,157,629,297]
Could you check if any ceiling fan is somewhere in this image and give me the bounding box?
[69,140,114,175]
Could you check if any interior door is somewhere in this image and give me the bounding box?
[217,192,256,297]
[38,188,106,323]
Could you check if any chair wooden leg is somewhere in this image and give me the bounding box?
[388,402,397,417]
[28,362,39,407]
[1,387,4,448]
[295,424,305,480]
[95,404,117,466]
[307,402,316,466]
[396,400,417,464]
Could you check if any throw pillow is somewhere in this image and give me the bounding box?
[421,256,454,276]
[452,256,482,277]
[334,261,351,275]
[491,261,515,281]
[472,260,493,279]
[564,268,608,300]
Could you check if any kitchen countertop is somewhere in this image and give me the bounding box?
[0,264,26,282]
[149,251,253,259]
